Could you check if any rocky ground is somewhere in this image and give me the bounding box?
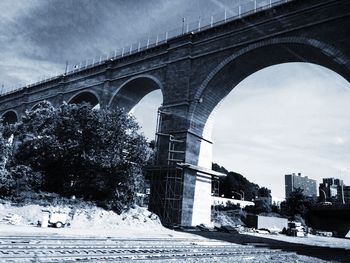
[0,201,348,262]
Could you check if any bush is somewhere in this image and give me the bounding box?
[0,165,44,200]
[243,199,275,215]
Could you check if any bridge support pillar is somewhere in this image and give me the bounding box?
[149,115,222,226]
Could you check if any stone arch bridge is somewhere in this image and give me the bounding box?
[0,0,349,226]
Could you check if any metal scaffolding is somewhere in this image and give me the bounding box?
[147,166,184,225]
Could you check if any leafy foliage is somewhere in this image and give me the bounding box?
[0,170,14,197]
[212,163,260,201]
[0,124,13,196]
[0,124,9,170]
[280,188,315,220]
[258,187,271,198]
[10,165,44,194]
[244,199,273,214]
[7,102,149,213]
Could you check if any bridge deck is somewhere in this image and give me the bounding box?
[0,0,293,98]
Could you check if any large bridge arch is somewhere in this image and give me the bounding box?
[189,37,350,140]
[1,110,19,125]
[108,75,163,113]
[162,37,350,227]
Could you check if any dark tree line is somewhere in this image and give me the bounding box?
[212,163,261,201]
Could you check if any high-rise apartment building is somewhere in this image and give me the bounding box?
[285,173,317,199]
[344,186,350,204]
[319,177,350,204]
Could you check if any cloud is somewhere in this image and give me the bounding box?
[334,137,345,145]
[0,0,251,88]
[0,0,192,87]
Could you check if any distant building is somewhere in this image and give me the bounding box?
[319,178,350,204]
[285,173,317,199]
[344,186,350,204]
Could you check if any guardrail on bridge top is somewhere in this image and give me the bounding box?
[0,0,293,97]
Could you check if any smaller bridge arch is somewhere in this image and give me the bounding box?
[2,110,19,125]
[31,100,53,111]
[68,90,100,108]
[108,75,163,113]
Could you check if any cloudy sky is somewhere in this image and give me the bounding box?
[1,0,350,199]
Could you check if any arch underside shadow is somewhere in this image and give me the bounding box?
[2,110,18,125]
[68,91,99,107]
[109,77,162,113]
[191,41,350,136]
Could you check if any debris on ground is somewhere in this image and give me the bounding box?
[0,200,162,230]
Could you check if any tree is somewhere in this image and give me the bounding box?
[212,163,229,175]
[11,102,149,212]
[281,188,315,220]
[244,201,272,214]
[0,123,13,196]
[212,163,260,201]
[258,187,271,197]
[0,123,9,170]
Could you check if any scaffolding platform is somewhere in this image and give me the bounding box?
[146,165,184,225]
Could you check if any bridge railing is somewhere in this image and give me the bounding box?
[1,0,292,97]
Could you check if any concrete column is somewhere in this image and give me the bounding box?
[100,81,111,109]
[151,102,214,226]
[180,131,213,226]
[101,63,113,109]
